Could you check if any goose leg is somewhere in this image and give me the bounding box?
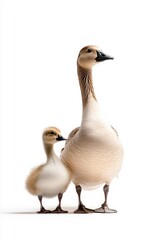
[51,193,68,213]
[74,185,94,213]
[95,184,117,213]
[37,195,51,213]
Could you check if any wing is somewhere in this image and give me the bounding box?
[26,164,45,195]
[60,127,80,155]
[65,127,80,145]
[110,125,119,137]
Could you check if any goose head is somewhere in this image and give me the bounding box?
[77,45,114,69]
[42,127,66,145]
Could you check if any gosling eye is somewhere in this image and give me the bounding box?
[87,48,92,53]
[50,131,56,135]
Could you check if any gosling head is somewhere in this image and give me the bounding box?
[77,45,114,69]
[42,127,66,145]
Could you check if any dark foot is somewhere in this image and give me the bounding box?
[51,206,68,214]
[94,204,117,213]
[74,204,94,214]
[37,207,51,214]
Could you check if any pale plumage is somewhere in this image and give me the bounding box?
[26,127,71,213]
[61,46,123,213]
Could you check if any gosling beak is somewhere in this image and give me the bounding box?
[56,135,66,141]
[95,50,114,62]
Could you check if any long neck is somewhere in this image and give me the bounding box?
[77,64,97,108]
[43,143,58,162]
[78,63,103,125]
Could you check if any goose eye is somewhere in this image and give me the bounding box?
[87,49,92,53]
[50,131,55,135]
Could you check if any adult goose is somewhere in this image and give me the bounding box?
[61,46,123,213]
[26,127,71,213]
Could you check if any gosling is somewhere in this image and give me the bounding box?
[26,127,71,213]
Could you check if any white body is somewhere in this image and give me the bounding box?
[62,98,123,189]
[36,156,70,197]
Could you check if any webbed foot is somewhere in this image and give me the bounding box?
[51,206,68,214]
[37,207,51,214]
[74,204,94,214]
[94,204,117,213]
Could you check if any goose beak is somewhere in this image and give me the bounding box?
[95,50,114,62]
[56,135,66,141]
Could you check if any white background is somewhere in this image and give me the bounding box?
[1,0,160,239]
